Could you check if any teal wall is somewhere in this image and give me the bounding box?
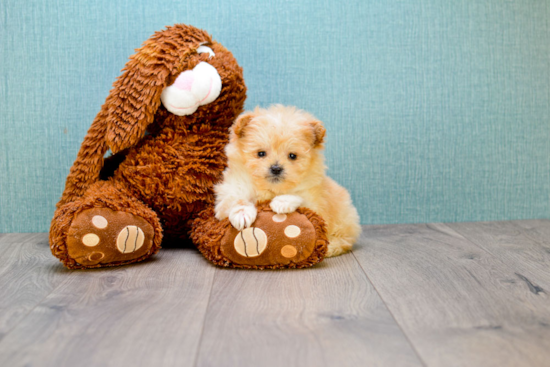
[1,0,549,232]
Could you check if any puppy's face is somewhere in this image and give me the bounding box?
[229,105,326,193]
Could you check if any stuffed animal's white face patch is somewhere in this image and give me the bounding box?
[160,56,222,116]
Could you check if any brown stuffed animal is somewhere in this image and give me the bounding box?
[50,24,328,269]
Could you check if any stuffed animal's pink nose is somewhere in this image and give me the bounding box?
[173,71,195,91]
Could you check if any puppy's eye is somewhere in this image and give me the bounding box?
[289,153,297,160]
[258,151,266,158]
[197,44,215,58]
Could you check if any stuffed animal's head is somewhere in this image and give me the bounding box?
[105,24,246,154]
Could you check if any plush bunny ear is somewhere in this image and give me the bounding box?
[104,25,210,153]
[104,44,172,153]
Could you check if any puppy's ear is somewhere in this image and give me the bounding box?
[232,112,255,138]
[309,120,326,147]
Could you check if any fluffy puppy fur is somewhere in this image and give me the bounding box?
[214,105,361,257]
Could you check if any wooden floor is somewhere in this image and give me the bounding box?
[0,220,549,367]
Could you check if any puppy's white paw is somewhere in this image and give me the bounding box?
[270,195,303,214]
[229,204,257,231]
[214,200,230,221]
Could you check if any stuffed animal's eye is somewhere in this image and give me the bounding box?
[197,44,215,58]
[289,153,297,160]
[258,151,266,158]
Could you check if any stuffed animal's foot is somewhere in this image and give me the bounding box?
[66,208,156,267]
[223,210,313,265]
[192,203,329,269]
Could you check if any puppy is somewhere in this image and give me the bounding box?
[214,105,361,257]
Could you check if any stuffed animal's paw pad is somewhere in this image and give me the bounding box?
[233,227,268,257]
[272,214,287,222]
[91,215,108,229]
[284,225,301,238]
[66,208,154,267]
[116,225,146,253]
[280,245,297,258]
[82,233,100,247]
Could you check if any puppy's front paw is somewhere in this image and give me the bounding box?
[270,195,303,214]
[229,204,257,231]
[214,201,230,221]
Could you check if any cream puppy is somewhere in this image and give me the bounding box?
[214,105,361,257]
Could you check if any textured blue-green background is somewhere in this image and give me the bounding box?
[1,0,549,232]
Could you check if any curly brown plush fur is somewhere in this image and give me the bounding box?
[50,24,246,268]
[191,202,328,269]
[50,24,328,270]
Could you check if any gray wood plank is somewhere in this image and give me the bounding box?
[195,253,424,367]
[514,219,550,246]
[354,223,550,367]
[448,220,550,289]
[0,233,70,340]
[0,247,216,367]
[0,233,48,244]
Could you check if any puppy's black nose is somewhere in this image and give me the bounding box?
[270,164,284,176]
